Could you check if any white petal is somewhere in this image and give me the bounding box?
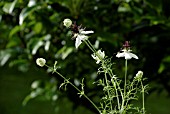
[79,34,88,41]
[124,52,132,60]
[80,30,94,34]
[129,53,138,59]
[116,52,125,58]
[75,36,82,48]
[91,54,97,59]
[96,60,100,64]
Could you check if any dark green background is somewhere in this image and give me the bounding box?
[1,0,170,113]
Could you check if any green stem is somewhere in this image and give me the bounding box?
[141,81,145,114]
[54,70,101,113]
[85,39,122,111]
[109,70,121,110]
[104,73,113,111]
[84,40,96,53]
[121,59,128,113]
[87,39,96,52]
[124,60,127,98]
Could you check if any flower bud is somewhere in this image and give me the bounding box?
[134,71,143,81]
[63,18,72,28]
[36,58,46,67]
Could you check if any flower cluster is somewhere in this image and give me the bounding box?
[33,18,147,114]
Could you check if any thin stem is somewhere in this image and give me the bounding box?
[124,60,128,98]
[84,40,96,53]
[121,59,128,113]
[141,81,145,114]
[87,39,96,52]
[54,70,101,113]
[109,70,121,110]
[104,73,113,111]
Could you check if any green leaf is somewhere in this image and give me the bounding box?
[27,38,44,55]
[118,2,131,12]
[32,40,44,55]
[33,22,43,34]
[2,0,18,14]
[6,37,21,48]
[57,46,74,60]
[145,0,162,13]
[0,49,11,66]
[19,6,37,25]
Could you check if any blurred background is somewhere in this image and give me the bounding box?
[0,0,170,114]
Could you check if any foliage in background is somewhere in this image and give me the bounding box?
[1,0,170,113]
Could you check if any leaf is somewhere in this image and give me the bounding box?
[33,22,43,34]
[27,38,44,55]
[118,2,131,12]
[0,50,12,66]
[44,41,50,51]
[6,37,21,48]
[56,46,74,60]
[32,40,44,55]
[19,6,36,25]
[145,0,162,13]
[9,24,25,38]
[2,0,18,14]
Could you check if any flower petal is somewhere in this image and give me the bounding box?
[80,30,94,34]
[116,52,125,58]
[124,52,132,60]
[75,36,82,48]
[129,53,138,59]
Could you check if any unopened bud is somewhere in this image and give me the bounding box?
[63,18,72,28]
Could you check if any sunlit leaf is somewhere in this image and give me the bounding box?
[27,38,44,55]
[44,41,50,51]
[19,6,37,25]
[56,46,74,60]
[2,0,18,14]
[118,2,131,12]
[32,40,44,55]
[0,50,12,66]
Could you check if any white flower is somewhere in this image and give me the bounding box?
[75,29,94,49]
[116,49,138,60]
[36,58,46,67]
[63,18,72,28]
[92,50,105,64]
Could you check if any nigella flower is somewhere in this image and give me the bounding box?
[92,50,105,64]
[36,58,46,67]
[116,41,138,60]
[63,19,94,48]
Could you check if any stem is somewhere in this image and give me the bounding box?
[87,39,96,52]
[84,40,96,53]
[124,60,128,98]
[141,81,145,114]
[104,73,113,111]
[121,59,128,113]
[109,70,121,110]
[54,70,101,113]
[85,39,122,111]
